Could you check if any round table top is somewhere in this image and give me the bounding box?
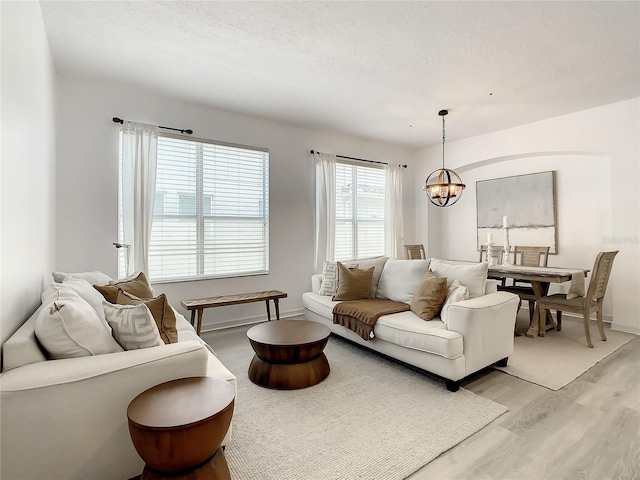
[247,320,330,347]
[127,376,235,429]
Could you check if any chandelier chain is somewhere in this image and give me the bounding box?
[442,115,446,169]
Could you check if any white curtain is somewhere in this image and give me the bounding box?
[121,122,158,275]
[385,164,404,259]
[314,152,336,270]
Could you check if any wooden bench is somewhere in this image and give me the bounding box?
[181,290,288,335]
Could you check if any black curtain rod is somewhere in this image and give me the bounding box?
[112,117,193,135]
[310,150,407,168]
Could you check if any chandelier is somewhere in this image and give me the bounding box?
[424,110,466,207]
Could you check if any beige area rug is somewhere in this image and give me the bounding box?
[495,315,635,390]
[208,329,508,480]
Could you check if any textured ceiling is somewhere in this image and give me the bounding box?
[40,1,639,149]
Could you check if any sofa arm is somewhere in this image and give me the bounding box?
[311,274,323,294]
[485,279,499,293]
[0,341,210,480]
[446,292,519,376]
[0,341,208,391]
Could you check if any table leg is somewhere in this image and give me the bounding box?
[544,309,556,332]
[265,300,271,321]
[274,298,281,320]
[526,281,545,338]
[538,283,556,335]
[189,310,196,327]
[196,309,203,336]
[528,281,554,337]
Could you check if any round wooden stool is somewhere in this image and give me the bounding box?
[127,377,235,479]
[247,319,331,390]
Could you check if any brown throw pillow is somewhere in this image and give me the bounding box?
[333,263,374,301]
[116,290,178,344]
[94,272,154,304]
[410,270,448,321]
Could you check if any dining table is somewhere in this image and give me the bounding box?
[487,265,589,338]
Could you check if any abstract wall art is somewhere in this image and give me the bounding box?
[476,171,557,253]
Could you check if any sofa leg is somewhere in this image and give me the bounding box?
[445,379,460,392]
[495,357,508,367]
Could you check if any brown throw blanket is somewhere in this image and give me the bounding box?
[333,298,410,341]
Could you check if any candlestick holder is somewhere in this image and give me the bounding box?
[502,227,512,265]
[485,242,498,266]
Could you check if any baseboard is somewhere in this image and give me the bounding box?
[200,308,306,332]
[611,324,640,335]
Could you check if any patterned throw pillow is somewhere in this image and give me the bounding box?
[318,261,358,296]
[103,301,164,350]
[116,290,178,344]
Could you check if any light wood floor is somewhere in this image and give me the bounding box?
[204,320,640,480]
[410,334,640,480]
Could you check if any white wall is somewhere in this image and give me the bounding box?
[1,1,57,346]
[55,78,415,329]
[414,98,640,334]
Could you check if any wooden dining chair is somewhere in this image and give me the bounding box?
[514,246,550,269]
[499,245,550,324]
[404,244,426,260]
[479,244,503,264]
[479,245,506,285]
[537,251,618,348]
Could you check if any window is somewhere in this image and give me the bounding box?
[120,134,269,281]
[334,161,385,260]
[153,191,166,216]
[177,193,213,216]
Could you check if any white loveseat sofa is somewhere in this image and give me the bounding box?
[0,276,236,480]
[302,257,519,391]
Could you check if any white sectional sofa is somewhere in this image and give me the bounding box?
[0,276,236,480]
[303,257,519,391]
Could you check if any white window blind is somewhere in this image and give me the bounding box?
[335,161,386,261]
[120,133,269,281]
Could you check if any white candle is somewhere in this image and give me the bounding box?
[487,232,493,244]
[503,216,508,228]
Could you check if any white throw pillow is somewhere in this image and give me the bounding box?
[35,296,123,359]
[429,259,488,299]
[376,259,432,304]
[103,302,164,350]
[318,261,358,296]
[440,280,470,325]
[41,283,112,330]
[52,279,110,328]
[52,270,113,286]
[41,283,79,305]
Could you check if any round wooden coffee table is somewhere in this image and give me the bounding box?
[127,377,235,479]
[247,319,331,390]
